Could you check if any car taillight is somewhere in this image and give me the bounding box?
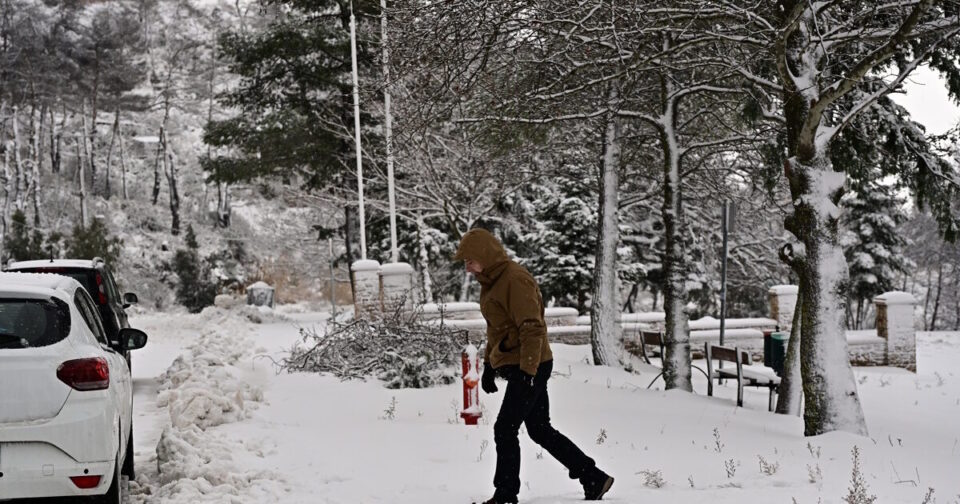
[70,475,102,488]
[95,273,107,305]
[57,358,109,391]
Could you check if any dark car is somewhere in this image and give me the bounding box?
[4,258,139,366]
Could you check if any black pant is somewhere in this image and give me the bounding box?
[493,360,595,500]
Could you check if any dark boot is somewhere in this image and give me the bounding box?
[473,496,518,504]
[580,468,614,501]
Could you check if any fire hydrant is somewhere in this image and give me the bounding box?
[460,344,482,425]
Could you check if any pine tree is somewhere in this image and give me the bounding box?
[841,180,910,329]
[202,0,380,191]
[66,218,123,265]
[171,224,216,313]
[512,178,597,311]
[1,209,44,263]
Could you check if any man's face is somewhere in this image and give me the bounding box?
[465,259,484,275]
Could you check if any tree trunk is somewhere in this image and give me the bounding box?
[12,105,25,213]
[459,271,472,302]
[660,81,692,392]
[75,135,87,229]
[1,147,8,241]
[30,104,42,226]
[776,289,803,415]
[105,110,118,200]
[953,279,959,331]
[922,266,933,330]
[217,182,231,227]
[344,204,356,299]
[1,101,10,241]
[163,137,181,236]
[49,105,60,174]
[417,214,433,303]
[784,154,868,436]
[590,84,624,366]
[79,101,93,204]
[930,254,944,330]
[118,115,128,200]
[152,127,163,205]
[623,283,639,313]
[89,58,99,196]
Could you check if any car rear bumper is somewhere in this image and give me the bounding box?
[0,443,114,500]
[0,390,119,499]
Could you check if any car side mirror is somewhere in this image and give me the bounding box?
[122,292,138,308]
[119,328,148,351]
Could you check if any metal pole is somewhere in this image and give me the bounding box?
[329,238,337,318]
[381,0,398,263]
[349,2,367,260]
[719,202,729,347]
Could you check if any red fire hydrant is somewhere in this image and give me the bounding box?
[460,344,482,425]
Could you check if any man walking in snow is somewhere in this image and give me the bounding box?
[455,228,614,504]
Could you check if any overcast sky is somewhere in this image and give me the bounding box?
[890,65,960,136]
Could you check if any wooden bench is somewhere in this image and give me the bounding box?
[634,329,708,388]
[637,329,666,365]
[704,343,781,411]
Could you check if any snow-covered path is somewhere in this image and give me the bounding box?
[126,308,960,504]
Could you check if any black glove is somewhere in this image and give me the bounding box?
[481,362,498,394]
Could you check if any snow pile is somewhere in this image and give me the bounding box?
[131,310,285,502]
[197,303,291,325]
[156,337,263,429]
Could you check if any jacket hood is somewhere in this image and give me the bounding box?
[453,228,509,269]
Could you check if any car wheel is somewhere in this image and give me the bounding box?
[122,427,135,479]
[94,449,122,504]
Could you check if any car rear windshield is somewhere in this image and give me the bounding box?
[0,298,72,349]
[11,268,97,301]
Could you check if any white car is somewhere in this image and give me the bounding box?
[0,272,146,502]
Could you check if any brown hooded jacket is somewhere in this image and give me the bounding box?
[454,228,552,376]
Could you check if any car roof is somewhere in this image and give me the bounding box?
[0,272,83,301]
[6,259,104,271]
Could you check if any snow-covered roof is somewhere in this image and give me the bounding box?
[0,272,82,299]
[247,281,274,290]
[351,259,381,272]
[6,259,101,270]
[380,262,414,275]
[874,291,917,305]
[768,285,799,295]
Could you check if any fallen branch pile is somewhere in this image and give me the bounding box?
[282,307,470,389]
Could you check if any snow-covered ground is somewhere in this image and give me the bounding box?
[126,308,960,503]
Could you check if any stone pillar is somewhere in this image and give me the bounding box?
[380,262,415,314]
[768,285,799,332]
[874,291,917,372]
[246,281,275,308]
[351,259,382,319]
